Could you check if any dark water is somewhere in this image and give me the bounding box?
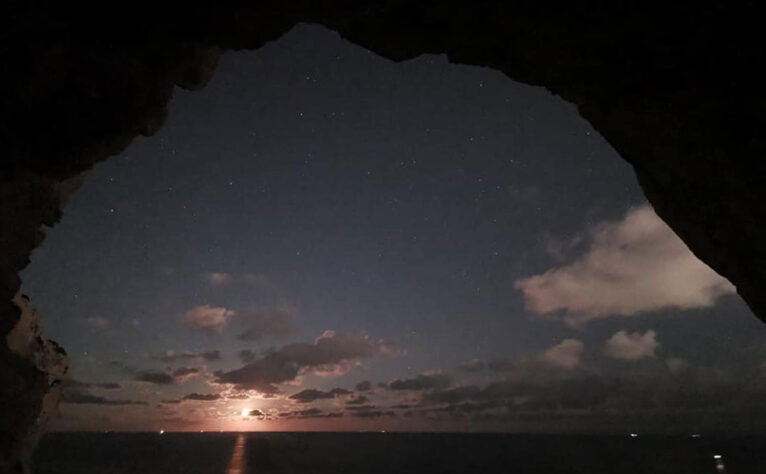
[33,432,765,473]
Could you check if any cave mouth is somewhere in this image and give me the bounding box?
[0,9,762,470]
[19,23,762,450]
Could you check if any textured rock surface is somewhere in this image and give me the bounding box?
[1,2,764,471]
[1,295,68,474]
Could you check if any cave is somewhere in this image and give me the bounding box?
[1,3,764,472]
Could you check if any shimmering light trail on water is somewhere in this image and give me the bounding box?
[226,434,247,474]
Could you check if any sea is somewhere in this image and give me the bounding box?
[33,432,765,473]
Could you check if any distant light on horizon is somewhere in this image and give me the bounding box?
[714,454,727,473]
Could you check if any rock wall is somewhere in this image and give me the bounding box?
[1,2,764,471]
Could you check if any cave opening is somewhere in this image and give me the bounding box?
[5,19,764,474]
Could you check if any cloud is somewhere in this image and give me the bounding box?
[182,392,222,401]
[156,350,221,363]
[184,304,298,339]
[227,393,251,400]
[184,305,235,333]
[235,306,297,341]
[278,408,342,419]
[542,339,585,369]
[420,377,613,412]
[65,380,120,390]
[281,408,322,417]
[202,272,272,289]
[346,395,369,405]
[422,385,482,405]
[388,373,452,391]
[350,410,396,418]
[172,367,202,381]
[603,330,659,360]
[239,349,256,363]
[132,365,205,385]
[488,339,585,374]
[515,205,735,324]
[107,360,134,372]
[375,353,766,432]
[214,331,400,393]
[204,272,232,286]
[62,389,147,406]
[134,370,175,385]
[345,404,377,411]
[162,392,224,404]
[245,409,265,417]
[411,362,766,431]
[355,380,372,392]
[459,359,486,372]
[288,388,351,403]
[114,358,205,385]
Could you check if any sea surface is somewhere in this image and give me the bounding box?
[33,432,765,473]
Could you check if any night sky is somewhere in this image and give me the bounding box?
[21,24,766,433]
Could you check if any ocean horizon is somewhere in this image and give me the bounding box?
[34,431,762,473]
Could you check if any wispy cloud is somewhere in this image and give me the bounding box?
[201,272,272,289]
[62,389,147,406]
[387,372,452,391]
[65,380,121,390]
[203,272,233,286]
[350,409,396,418]
[155,349,221,363]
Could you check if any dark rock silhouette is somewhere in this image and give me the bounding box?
[1,2,765,471]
